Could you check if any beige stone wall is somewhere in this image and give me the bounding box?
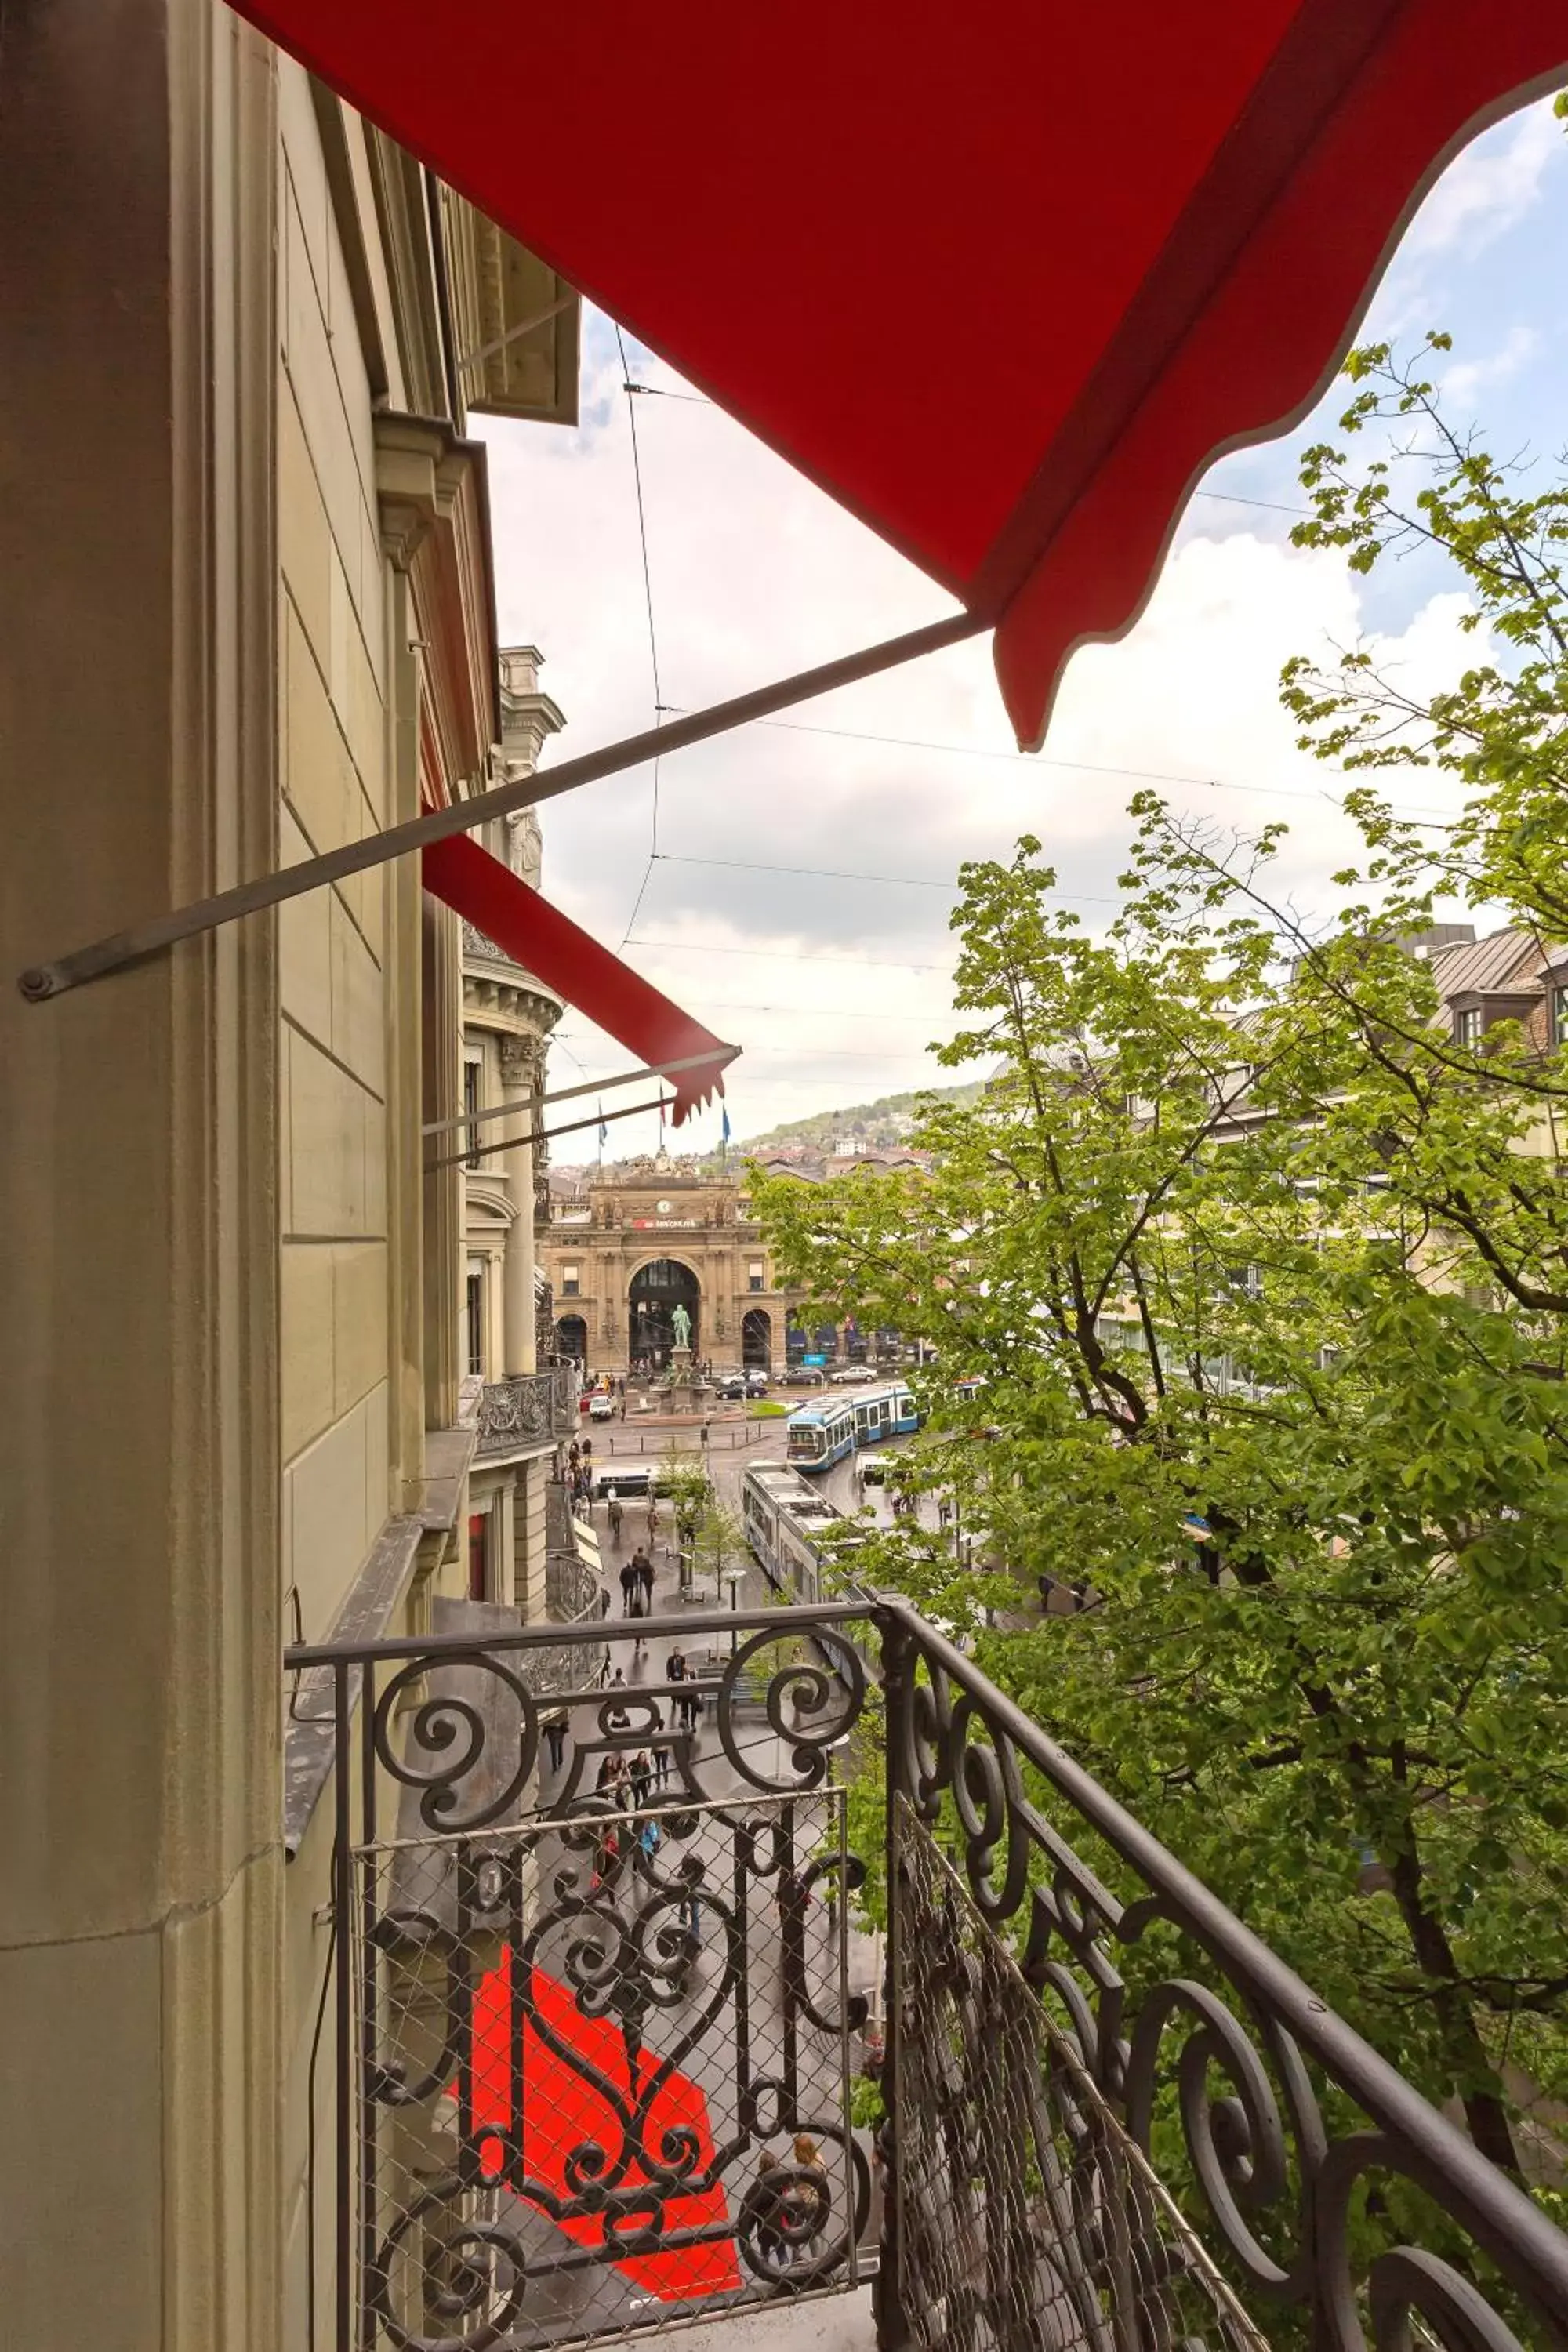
[0,8,283,2346]
[276,53,401,1650]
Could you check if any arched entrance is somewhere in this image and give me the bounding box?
[628,1258,700,1370]
[742,1307,771,1370]
[555,1313,587,1364]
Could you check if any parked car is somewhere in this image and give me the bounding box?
[745,1367,770,1396]
[782,1366,826,1388]
[831,1364,878,1385]
[587,1389,618,1421]
[713,1370,748,1400]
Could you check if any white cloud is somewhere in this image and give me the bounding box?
[1400,99,1561,263]
[475,96,1561,1154]
[1441,323,1540,411]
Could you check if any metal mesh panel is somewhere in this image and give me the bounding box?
[891,1798,1267,2352]
[355,1789,866,2348]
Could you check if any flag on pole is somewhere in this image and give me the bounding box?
[720,1105,731,1164]
[597,1104,607,1158]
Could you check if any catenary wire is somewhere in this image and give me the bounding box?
[650,849,1119,903]
[615,325,666,944]
[624,381,1317,519]
[626,936,953,973]
[659,706,1453,823]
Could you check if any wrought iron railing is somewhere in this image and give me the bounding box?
[476,1367,579,1456]
[285,1599,1568,2350]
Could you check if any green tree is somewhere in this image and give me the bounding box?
[755,339,1568,2178]
[690,1495,748,1605]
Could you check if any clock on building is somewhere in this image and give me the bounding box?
[656,1199,672,1213]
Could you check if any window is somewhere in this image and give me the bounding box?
[1553,984,1568,1048]
[561,1264,580,1298]
[463,1059,482,1167]
[466,1270,485,1377]
[1454,1005,1483,1048]
[747,1261,765,1293]
[466,1512,490,1602]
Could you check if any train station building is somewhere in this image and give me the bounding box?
[538,1163,894,1375]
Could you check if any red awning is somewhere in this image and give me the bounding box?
[234,1,1563,748]
[423,832,731,1121]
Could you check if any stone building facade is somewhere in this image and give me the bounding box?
[1,22,579,2347]
[461,648,567,1616]
[540,1166,795,1374]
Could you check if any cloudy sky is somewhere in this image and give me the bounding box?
[474,96,1567,1157]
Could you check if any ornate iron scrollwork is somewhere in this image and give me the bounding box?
[888,1619,1564,2352]
[476,1374,555,1457]
[359,1786,869,2349]
[288,1599,1568,2351]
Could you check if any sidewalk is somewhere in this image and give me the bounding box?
[639,2286,875,2350]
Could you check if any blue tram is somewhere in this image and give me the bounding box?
[785,1381,917,1470]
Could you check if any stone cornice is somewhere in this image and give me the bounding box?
[375,411,499,789]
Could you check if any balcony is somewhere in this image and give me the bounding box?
[476,1365,579,1457]
[286,1599,1568,2350]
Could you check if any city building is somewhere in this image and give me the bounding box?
[541,1165,792,1373]
[459,648,568,1613]
[2,26,581,2345]
[541,1161,920,1374]
[6,13,1567,2352]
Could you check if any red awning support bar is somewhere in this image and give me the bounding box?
[420,1046,739,1139]
[17,611,984,1004]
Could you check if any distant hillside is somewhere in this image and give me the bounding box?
[742,1081,984,1155]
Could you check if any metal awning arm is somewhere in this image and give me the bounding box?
[419,1045,739,1141]
[424,1091,673,1174]
[18,612,983,1004]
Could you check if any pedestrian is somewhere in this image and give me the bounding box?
[937,1494,953,1530]
[652,1713,672,1788]
[620,1558,639,1614]
[740,2151,788,2272]
[630,1749,652,1809]
[791,2133,829,2245]
[568,1439,580,1477]
[645,1494,660,1546]
[636,1550,656,1609]
[592,1823,620,1891]
[608,1494,624,1544]
[606,1668,630,1732]
[543,1715,567,1775]
[629,1581,648,1660]
[639,1815,662,1867]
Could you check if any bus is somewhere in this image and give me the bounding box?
[785,1394,858,1471]
[739,1461,857,1600]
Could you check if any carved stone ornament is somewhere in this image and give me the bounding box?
[499,1032,543,1091]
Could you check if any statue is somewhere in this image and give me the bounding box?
[670,1302,692,1352]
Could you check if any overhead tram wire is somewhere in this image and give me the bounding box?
[649,849,1119,905]
[619,387,1454,829]
[625,385,1316,516]
[625,937,953,974]
[657,706,1453,825]
[615,328,670,947]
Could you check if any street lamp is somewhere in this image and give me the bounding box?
[722,1565,745,1652]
